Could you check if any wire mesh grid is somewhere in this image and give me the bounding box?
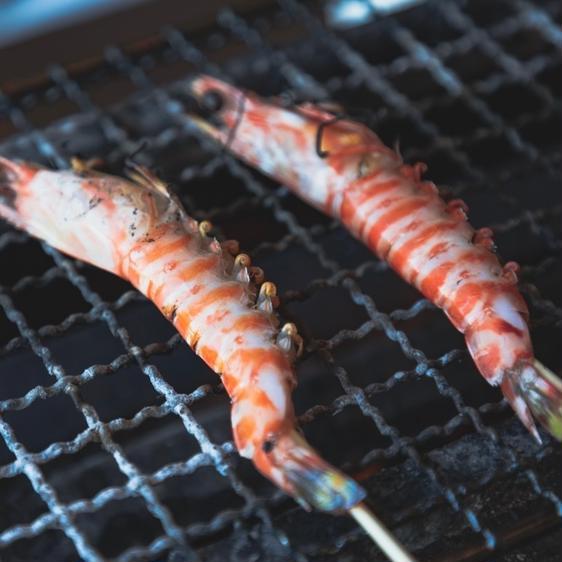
[0,0,561,560]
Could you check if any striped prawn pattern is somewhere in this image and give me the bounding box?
[0,156,365,511]
[188,75,562,442]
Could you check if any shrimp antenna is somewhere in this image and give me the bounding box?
[349,503,418,562]
[313,102,385,159]
[222,92,246,154]
[126,138,149,164]
[315,115,345,158]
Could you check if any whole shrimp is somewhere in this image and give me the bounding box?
[187,75,562,442]
[0,156,365,512]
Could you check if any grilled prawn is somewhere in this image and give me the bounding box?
[0,156,365,512]
[188,75,562,442]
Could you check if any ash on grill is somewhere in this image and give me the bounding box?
[0,1,561,561]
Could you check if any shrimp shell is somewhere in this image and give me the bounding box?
[0,156,365,511]
[187,75,562,442]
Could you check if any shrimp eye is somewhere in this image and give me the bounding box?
[262,439,275,453]
[201,89,224,113]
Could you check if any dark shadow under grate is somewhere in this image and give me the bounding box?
[0,0,561,560]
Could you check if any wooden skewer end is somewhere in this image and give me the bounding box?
[349,502,418,562]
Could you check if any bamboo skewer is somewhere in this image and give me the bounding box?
[350,503,418,562]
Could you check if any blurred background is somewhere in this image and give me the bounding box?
[0,0,269,84]
[0,0,421,84]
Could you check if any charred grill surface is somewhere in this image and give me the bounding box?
[0,0,561,561]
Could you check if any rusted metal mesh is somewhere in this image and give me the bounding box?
[0,0,560,560]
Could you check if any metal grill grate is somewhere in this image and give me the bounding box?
[0,0,561,560]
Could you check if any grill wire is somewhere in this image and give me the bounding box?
[0,0,561,560]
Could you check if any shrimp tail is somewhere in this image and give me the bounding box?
[504,360,562,442]
[500,373,541,442]
[264,430,366,512]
